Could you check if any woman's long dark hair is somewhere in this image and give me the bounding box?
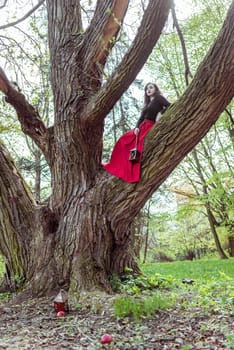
[143,83,161,106]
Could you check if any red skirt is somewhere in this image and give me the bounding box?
[103,120,154,182]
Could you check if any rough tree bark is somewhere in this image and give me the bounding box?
[0,0,234,296]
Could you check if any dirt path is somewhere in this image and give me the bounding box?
[0,293,233,349]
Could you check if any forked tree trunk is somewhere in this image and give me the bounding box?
[0,1,234,296]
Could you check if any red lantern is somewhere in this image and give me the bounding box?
[54,289,69,313]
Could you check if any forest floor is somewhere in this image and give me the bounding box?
[0,291,233,350]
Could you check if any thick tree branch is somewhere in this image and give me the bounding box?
[0,0,45,30]
[0,140,57,291]
[46,0,83,57]
[103,1,234,230]
[0,67,8,93]
[0,67,50,160]
[84,0,129,67]
[143,1,234,189]
[46,0,83,104]
[84,0,172,126]
[0,140,35,280]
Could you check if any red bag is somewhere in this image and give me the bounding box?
[129,133,141,162]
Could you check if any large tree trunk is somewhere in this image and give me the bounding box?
[191,149,228,259]
[0,1,234,296]
[205,205,228,259]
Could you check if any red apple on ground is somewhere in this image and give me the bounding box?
[101,334,113,344]
[57,310,65,317]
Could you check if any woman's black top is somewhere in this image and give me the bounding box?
[136,93,170,128]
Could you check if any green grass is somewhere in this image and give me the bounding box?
[141,258,234,283]
[114,292,174,321]
[112,257,234,321]
[141,258,234,313]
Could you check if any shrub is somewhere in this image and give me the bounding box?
[113,292,174,321]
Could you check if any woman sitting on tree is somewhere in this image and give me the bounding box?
[103,82,171,183]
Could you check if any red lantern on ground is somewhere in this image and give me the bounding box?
[54,289,69,313]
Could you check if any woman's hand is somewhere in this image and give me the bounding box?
[134,128,139,135]
[155,112,162,122]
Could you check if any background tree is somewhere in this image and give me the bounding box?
[144,0,233,261]
[0,0,233,297]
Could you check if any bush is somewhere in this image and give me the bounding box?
[151,250,174,262]
[113,292,174,321]
[110,269,175,295]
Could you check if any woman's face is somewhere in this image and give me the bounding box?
[145,84,157,97]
